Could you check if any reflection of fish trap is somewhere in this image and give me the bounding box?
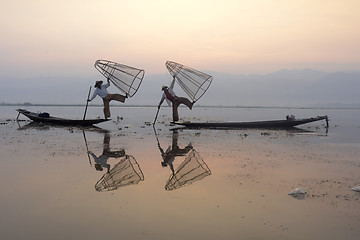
[95,155,144,192]
[165,149,211,191]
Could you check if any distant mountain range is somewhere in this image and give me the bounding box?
[1,69,359,108]
[203,69,360,107]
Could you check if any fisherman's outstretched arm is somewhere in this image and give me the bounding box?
[169,77,176,89]
[104,78,110,88]
[88,89,98,101]
[158,94,165,108]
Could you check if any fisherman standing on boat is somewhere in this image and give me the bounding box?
[158,77,193,122]
[88,78,128,119]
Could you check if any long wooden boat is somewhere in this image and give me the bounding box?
[16,109,110,126]
[173,115,329,129]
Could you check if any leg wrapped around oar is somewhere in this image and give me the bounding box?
[102,94,126,119]
[172,97,193,122]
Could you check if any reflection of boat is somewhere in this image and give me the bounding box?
[165,149,211,191]
[17,121,108,132]
[16,109,109,126]
[173,115,329,129]
[95,155,144,192]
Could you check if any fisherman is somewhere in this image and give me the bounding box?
[157,77,193,122]
[88,78,128,119]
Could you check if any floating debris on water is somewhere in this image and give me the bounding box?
[289,187,307,195]
[288,188,307,199]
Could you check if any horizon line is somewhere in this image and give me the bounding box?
[1,102,360,110]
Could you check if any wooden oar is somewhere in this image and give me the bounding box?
[153,106,160,126]
[83,86,92,120]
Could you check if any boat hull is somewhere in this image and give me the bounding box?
[174,116,329,129]
[17,109,110,126]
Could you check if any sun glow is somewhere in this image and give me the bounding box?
[1,0,359,77]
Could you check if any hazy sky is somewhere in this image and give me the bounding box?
[1,0,359,80]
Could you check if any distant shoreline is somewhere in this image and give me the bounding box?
[1,103,359,110]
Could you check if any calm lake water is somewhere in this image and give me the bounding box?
[1,105,359,240]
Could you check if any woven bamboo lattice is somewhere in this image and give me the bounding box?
[95,60,144,97]
[166,61,212,102]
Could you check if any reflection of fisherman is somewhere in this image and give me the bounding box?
[157,131,193,174]
[88,151,111,173]
[88,132,125,173]
[158,77,193,122]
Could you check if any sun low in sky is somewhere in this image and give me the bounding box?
[1,0,359,79]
